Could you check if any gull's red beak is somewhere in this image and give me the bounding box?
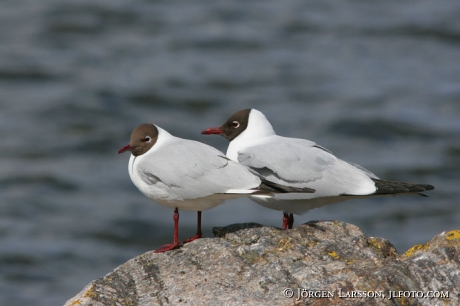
[118,144,131,154]
[201,127,223,135]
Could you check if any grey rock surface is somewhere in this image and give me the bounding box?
[65,221,460,306]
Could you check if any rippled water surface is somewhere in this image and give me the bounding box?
[1,1,460,305]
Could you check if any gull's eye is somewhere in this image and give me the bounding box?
[232,121,240,128]
[143,136,152,142]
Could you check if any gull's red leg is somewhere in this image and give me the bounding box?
[183,211,202,243]
[154,208,181,253]
[282,213,289,230]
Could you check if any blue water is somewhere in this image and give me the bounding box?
[1,1,459,305]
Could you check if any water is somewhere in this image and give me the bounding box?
[1,0,459,305]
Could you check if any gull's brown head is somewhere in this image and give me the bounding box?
[201,109,251,141]
[118,124,159,156]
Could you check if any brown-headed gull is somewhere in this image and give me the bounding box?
[118,123,314,252]
[202,109,434,229]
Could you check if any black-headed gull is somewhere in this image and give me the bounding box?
[202,108,434,229]
[118,123,314,252]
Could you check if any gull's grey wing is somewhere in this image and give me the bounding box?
[136,139,261,199]
[237,136,376,196]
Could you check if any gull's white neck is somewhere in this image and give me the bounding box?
[226,109,276,161]
[128,125,174,177]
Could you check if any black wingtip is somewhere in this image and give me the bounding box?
[371,178,435,195]
[260,178,315,194]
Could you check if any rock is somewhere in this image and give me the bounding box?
[65,221,460,306]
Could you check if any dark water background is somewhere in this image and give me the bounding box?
[1,1,459,305]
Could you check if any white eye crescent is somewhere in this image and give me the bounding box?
[143,136,152,142]
[232,121,240,128]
